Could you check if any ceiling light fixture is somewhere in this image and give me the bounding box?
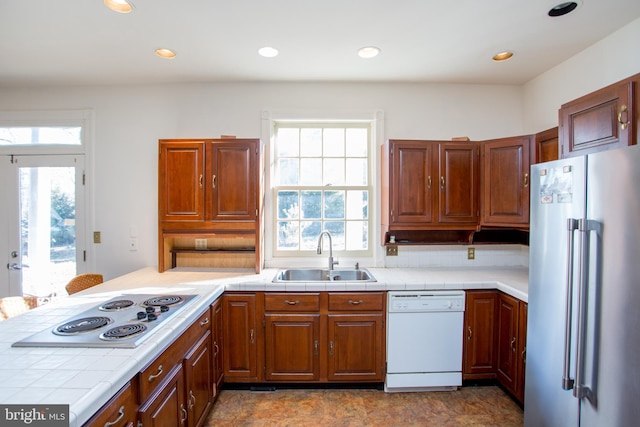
[548,2,579,17]
[358,46,380,59]
[155,48,176,59]
[492,51,514,62]
[258,47,279,58]
[104,0,134,14]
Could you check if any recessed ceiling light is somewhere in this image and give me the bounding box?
[358,46,380,59]
[104,0,134,14]
[548,2,579,17]
[258,47,279,58]
[155,48,176,59]
[492,51,514,62]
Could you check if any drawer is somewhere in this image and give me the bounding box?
[265,293,320,312]
[84,379,138,427]
[138,307,211,403]
[328,292,384,311]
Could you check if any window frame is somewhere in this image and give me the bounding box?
[273,122,373,258]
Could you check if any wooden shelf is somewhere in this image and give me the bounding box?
[170,248,256,269]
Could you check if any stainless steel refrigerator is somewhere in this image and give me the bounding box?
[525,144,640,426]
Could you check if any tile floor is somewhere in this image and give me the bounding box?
[205,385,524,426]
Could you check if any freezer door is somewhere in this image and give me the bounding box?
[525,156,586,427]
[579,145,640,427]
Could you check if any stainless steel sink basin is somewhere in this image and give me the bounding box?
[273,268,376,282]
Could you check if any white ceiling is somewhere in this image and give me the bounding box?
[2,0,640,87]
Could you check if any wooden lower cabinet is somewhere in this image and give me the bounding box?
[327,313,384,381]
[516,301,528,403]
[211,298,224,399]
[138,364,187,427]
[463,291,498,379]
[184,331,212,427]
[222,293,260,382]
[83,380,138,427]
[496,293,519,395]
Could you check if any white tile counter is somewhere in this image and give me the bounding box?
[0,266,527,426]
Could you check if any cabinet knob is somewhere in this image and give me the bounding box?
[467,325,472,340]
[511,337,517,352]
[104,405,125,427]
[212,174,217,189]
[618,104,630,130]
[440,176,445,190]
[148,364,163,382]
[284,300,300,305]
[523,173,529,188]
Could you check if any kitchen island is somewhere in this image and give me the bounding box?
[0,266,527,426]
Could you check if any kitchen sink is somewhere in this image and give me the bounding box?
[273,268,376,282]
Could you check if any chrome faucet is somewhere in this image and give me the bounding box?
[316,231,339,270]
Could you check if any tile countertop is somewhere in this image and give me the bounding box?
[0,266,527,426]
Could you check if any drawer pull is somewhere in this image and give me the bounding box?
[348,299,364,305]
[180,403,187,425]
[104,406,124,427]
[284,300,300,305]
[148,364,163,382]
[189,390,196,411]
[200,317,210,326]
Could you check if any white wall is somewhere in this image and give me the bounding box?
[523,17,640,133]
[1,16,638,279]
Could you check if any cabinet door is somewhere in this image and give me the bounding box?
[222,294,258,381]
[481,136,530,226]
[159,140,206,222]
[560,81,633,158]
[184,331,212,427]
[533,127,559,164]
[327,314,384,381]
[211,299,224,399]
[463,291,498,379]
[438,143,479,224]
[516,302,528,404]
[389,140,436,224]
[207,140,258,221]
[265,314,320,381]
[138,364,186,427]
[496,293,519,395]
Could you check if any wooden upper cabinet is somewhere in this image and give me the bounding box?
[438,142,479,224]
[560,80,634,158]
[389,140,435,225]
[533,127,559,164]
[206,140,258,222]
[159,141,206,222]
[481,136,531,227]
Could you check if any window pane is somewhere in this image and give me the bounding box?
[323,128,344,157]
[346,221,368,250]
[0,127,82,146]
[277,158,299,185]
[277,221,299,250]
[300,128,322,157]
[301,191,321,219]
[300,158,322,186]
[345,158,367,186]
[277,191,299,219]
[301,221,321,250]
[323,158,344,186]
[324,191,345,219]
[324,222,345,250]
[276,128,299,156]
[346,190,368,219]
[346,128,368,157]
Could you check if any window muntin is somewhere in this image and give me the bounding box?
[274,124,371,255]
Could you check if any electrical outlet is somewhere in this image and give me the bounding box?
[93,231,101,244]
[386,245,398,256]
[195,239,208,250]
[467,247,475,260]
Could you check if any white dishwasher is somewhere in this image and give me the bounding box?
[385,290,465,392]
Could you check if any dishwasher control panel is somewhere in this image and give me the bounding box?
[388,291,465,312]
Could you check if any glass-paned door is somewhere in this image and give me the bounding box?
[0,155,85,298]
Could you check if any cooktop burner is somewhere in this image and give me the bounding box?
[12,293,199,348]
[100,324,147,341]
[54,316,113,335]
[100,299,135,311]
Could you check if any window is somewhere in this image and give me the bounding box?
[273,123,371,256]
[0,126,82,146]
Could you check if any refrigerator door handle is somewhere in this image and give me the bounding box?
[573,218,594,400]
[562,218,578,391]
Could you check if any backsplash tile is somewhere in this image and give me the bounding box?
[383,244,528,268]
